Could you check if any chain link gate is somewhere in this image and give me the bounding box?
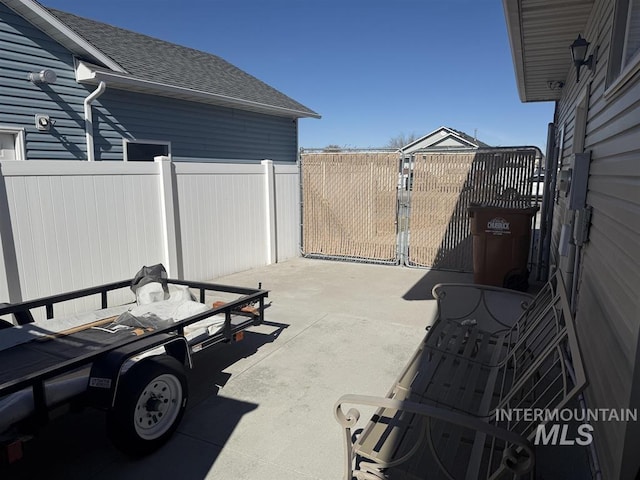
[300,151,400,264]
[300,148,541,271]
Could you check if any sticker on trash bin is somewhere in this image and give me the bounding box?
[486,217,511,235]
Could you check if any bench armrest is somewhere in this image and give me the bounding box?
[335,394,534,479]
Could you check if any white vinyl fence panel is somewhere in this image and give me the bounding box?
[275,164,301,261]
[175,163,268,281]
[0,159,299,317]
[1,161,163,315]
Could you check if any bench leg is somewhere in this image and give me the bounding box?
[355,462,387,480]
[335,405,361,480]
[341,425,356,480]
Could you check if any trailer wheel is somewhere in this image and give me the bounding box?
[107,355,188,456]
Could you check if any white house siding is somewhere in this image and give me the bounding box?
[552,0,640,478]
[406,136,468,152]
[403,131,476,154]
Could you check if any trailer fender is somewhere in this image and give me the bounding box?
[86,334,190,410]
[107,355,188,456]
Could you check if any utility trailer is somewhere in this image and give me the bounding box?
[0,275,268,463]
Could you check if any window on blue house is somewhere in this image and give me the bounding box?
[124,140,170,161]
[0,128,26,160]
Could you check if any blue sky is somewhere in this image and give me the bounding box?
[42,0,555,151]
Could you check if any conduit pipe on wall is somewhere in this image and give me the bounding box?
[83,81,106,161]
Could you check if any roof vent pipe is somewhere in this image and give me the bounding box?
[28,69,57,84]
[84,81,106,161]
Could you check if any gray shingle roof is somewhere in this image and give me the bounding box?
[445,127,491,148]
[46,8,319,118]
[402,126,492,152]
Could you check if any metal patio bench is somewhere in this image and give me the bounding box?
[334,271,587,480]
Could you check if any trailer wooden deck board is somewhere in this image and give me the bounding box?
[0,328,135,387]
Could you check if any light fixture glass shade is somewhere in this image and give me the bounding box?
[570,34,590,64]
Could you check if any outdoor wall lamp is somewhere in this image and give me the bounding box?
[570,34,594,83]
[547,81,565,91]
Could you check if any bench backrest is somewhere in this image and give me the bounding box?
[341,272,588,480]
[491,272,587,439]
[423,272,588,478]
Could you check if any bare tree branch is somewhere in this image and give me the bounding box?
[386,132,419,149]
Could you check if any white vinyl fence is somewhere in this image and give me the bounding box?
[0,158,299,312]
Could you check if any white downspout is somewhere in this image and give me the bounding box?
[83,81,106,161]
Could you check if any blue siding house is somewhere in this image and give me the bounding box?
[0,0,319,162]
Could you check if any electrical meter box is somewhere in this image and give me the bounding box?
[566,152,591,210]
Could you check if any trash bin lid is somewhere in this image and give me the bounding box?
[468,203,539,215]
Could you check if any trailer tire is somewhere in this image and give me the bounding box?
[107,355,188,456]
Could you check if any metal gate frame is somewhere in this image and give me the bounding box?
[401,148,542,272]
[299,150,401,265]
[300,147,543,272]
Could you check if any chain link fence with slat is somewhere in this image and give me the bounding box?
[300,148,540,271]
[406,149,539,271]
[301,152,400,264]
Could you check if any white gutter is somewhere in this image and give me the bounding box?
[83,81,106,162]
[75,61,320,119]
[502,0,527,102]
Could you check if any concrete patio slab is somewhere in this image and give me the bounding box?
[3,258,473,480]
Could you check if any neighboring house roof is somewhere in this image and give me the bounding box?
[2,0,320,118]
[445,127,491,148]
[503,0,594,102]
[401,126,490,153]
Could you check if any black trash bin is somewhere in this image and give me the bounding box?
[468,204,538,291]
